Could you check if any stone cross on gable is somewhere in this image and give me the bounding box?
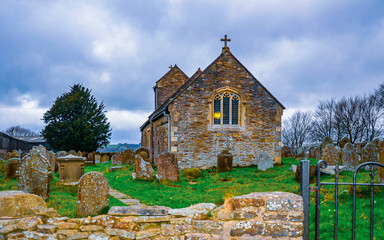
[221,35,231,47]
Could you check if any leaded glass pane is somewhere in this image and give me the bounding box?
[232,95,239,125]
[214,94,221,125]
[223,93,230,124]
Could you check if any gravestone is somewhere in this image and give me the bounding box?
[132,152,154,181]
[157,152,180,182]
[308,147,315,158]
[95,154,101,163]
[56,151,68,158]
[134,147,150,158]
[341,143,359,171]
[37,145,48,159]
[100,155,109,163]
[11,150,19,158]
[321,137,333,153]
[77,171,109,217]
[314,147,321,160]
[124,149,134,165]
[68,150,77,156]
[17,146,52,200]
[77,151,82,157]
[378,147,384,182]
[57,154,86,183]
[281,146,292,158]
[258,152,273,171]
[0,152,5,160]
[46,150,57,173]
[373,138,383,154]
[339,137,351,148]
[294,165,317,183]
[217,150,233,172]
[322,144,339,166]
[361,142,378,165]
[111,151,124,165]
[86,152,95,166]
[5,158,19,179]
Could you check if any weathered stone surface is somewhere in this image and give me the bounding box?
[79,224,104,231]
[95,154,101,163]
[169,203,216,220]
[0,191,47,217]
[308,146,315,159]
[258,152,273,171]
[193,220,223,235]
[294,165,317,183]
[361,142,378,165]
[68,150,77,156]
[58,221,78,229]
[216,150,233,172]
[281,146,292,158]
[23,231,58,239]
[157,152,180,182]
[77,172,109,217]
[230,220,265,236]
[124,149,134,165]
[111,152,124,165]
[134,147,150,160]
[100,155,109,163]
[321,137,333,153]
[17,146,52,200]
[0,223,18,234]
[57,154,85,183]
[108,205,169,216]
[314,147,321,160]
[132,152,154,181]
[342,143,359,171]
[88,232,110,240]
[104,227,135,239]
[17,216,42,230]
[4,158,19,179]
[136,228,160,239]
[37,224,58,234]
[321,144,339,165]
[339,137,351,148]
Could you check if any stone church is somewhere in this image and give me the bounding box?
[140,36,284,170]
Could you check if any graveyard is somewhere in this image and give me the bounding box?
[1,142,384,239]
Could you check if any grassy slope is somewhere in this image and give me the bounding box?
[1,158,384,239]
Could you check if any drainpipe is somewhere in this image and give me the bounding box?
[164,112,171,152]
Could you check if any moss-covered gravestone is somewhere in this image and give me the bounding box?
[132,152,154,181]
[157,152,180,182]
[314,147,321,160]
[77,171,109,217]
[342,143,359,171]
[4,158,19,179]
[111,151,124,165]
[217,150,233,172]
[308,146,315,159]
[321,144,339,166]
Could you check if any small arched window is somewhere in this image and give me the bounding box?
[213,91,240,125]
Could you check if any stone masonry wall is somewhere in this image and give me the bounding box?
[155,66,189,109]
[0,192,303,239]
[168,49,283,170]
[152,116,168,162]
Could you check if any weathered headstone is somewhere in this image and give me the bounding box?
[56,151,68,158]
[378,147,384,182]
[281,146,292,158]
[294,165,317,183]
[339,137,351,149]
[373,138,383,155]
[134,147,150,159]
[95,154,101,163]
[321,137,333,153]
[77,171,109,217]
[322,144,339,166]
[100,154,109,163]
[37,145,48,159]
[258,152,273,171]
[68,150,77,156]
[124,149,134,165]
[361,142,378,165]
[217,150,233,172]
[11,150,19,158]
[342,143,359,171]
[17,146,52,200]
[308,146,315,158]
[314,147,321,160]
[157,152,180,182]
[132,152,154,180]
[111,151,124,165]
[86,152,95,166]
[4,158,19,179]
[77,151,83,157]
[57,154,86,183]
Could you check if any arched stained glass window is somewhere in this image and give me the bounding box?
[213,91,240,125]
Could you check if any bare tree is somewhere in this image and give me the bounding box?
[5,125,40,137]
[361,92,384,142]
[334,96,365,143]
[311,99,337,143]
[282,111,313,155]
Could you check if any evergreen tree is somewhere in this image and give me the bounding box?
[42,84,111,152]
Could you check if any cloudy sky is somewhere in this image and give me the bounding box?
[0,0,383,144]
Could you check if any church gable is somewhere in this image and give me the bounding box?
[154,65,189,109]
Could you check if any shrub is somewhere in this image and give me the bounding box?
[183,168,202,181]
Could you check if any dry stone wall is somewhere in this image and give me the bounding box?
[1,191,303,239]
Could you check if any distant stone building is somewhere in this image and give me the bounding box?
[140,36,284,169]
[0,132,47,153]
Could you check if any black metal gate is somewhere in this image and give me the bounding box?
[300,160,384,240]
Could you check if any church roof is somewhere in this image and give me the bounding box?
[140,47,285,131]
[154,64,189,85]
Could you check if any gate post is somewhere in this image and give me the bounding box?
[300,159,310,240]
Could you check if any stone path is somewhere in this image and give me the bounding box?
[109,188,141,206]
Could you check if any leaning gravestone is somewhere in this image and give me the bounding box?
[314,147,321,160]
[322,144,339,166]
[321,137,333,153]
[157,152,180,182]
[77,171,109,217]
[17,146,52,200]
[217,149,233,172]
[342,143,359,171]
[5,158,19,179]
[361,142,378,167]
[132,152,154,181]
[258,152,273,171]
[111,151,124,165]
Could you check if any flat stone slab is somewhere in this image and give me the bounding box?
[109,166,124,172]
[320,166,346,175]
[120,199,141,205]
[108,205,169,216]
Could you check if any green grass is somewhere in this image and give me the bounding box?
[1,158,384,239]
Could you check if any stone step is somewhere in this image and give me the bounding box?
[119,199,141,205]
